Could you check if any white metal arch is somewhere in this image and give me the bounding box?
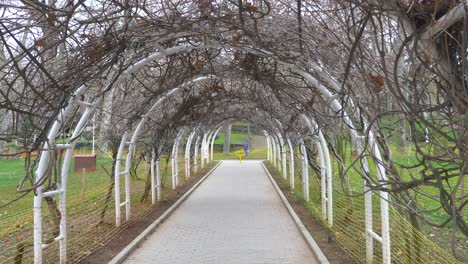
[299,139,310,202]
[265,132,272,162]
[275,134,282,172]
[270,119,293,186]
[200,131,208,169]
[286,137,295,190]
[193,135,201,173]
[185,128,198,179]
[171,129,184,189]
[275,131,287,180]
[205,130,214,162]
[271,133,278,168]
[265,131,275,168]
[300,114,333,227]
[262,130,272,163]
[210,127,222,162]
[150,145,163,204]
[33,88,101,263]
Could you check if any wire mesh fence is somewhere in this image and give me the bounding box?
[265,157,461,264]
[0,153,215,263]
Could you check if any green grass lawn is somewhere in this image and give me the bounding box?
[0,159,27,185]
[213,148,267,160]
[214,132,249,144]
[0,154,186,236]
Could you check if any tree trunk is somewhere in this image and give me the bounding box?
[223,124,231,155]
[98,86,116,152]
[140,165,152,202]
[98,149,118,225]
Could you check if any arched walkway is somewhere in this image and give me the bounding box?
[122,161,320,264]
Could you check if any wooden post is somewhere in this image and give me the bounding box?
[82,168,86,199]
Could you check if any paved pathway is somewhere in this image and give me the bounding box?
[123,160,318,264]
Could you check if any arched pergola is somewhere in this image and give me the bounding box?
[0,1,465,264]
[28,43,392,263]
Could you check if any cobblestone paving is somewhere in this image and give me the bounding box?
[124,160,318,264]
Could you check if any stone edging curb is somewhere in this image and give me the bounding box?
[108,161,223,264]
[261,162,330,264]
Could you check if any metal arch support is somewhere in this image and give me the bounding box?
[171,129,184,189]
[193,135,201,173]
[267,136,272,162]
[271,134,277,168]
[275,134,282,171]
[318,130,333,226]
[114,132,129,227]
[263,130,282,169]
[185,129,197,179]
[275,131,287,180]
[123,114,149,223]
[185,129,197,177]
[268,133,275,167]
[150,149,157,204]
[270,119,288,180]
[205,130,214,163]
[200,131,207,166]
[203,130,214,165]
[200,131,207,168]
[210,127,222,162]
[175,131,184,186]
[299,139,310,202]
[261,130,271,162]
[267,132,275,166]
[286,137,295,190]
[262,130,270,161]
[33,85,99,264]
[368,136,391,264]
[117,110,156,226]
[359,136,376,263]
[150,146,163,204]
[56,99,100,263]
[316,140,327,222]
[155,147,162,201]
[300,114,334,226]
[200,132,208,169]
[265,132,271,162]
[177,131,185,184]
